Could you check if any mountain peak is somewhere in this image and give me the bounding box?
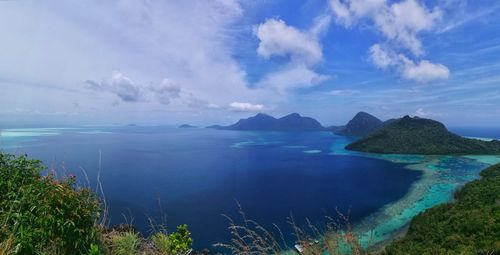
[280,113,302,119]
[334,112,383,137]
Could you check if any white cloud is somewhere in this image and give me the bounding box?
[329,0,354,26]
[369,44,449,83]
[254,18,323,66]
[401,59,450,83]
[86,72,183,104]
[328,89,360,96]
[86,72,144,102]
[369,44,398,69]
[0,0,278,122]
[253,18,330,93]
[413,108,441,118]
[229,102,265,111]
[330,0,448,83]
[330,0,441,56]
[149,79,181,105]
[256,65,330,93]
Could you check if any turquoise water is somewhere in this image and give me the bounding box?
[1,126,499,250]
[328,135,500,248]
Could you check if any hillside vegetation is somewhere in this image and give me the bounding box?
[347,116,500,155]
[384,163,500,254]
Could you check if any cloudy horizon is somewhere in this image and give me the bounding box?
[1,0,500,127]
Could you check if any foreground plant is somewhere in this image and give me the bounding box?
[150,224,193,255]
[0,153,101,254]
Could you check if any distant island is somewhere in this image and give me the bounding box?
[333,111,383,137]
[346,115,500,155]
[179,124,197,128]
[208,113,324,131]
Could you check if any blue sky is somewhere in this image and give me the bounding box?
[0,0,499,127]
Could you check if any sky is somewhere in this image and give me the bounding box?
[1,0,500,127]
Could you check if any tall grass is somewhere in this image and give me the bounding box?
[215,202,367,255]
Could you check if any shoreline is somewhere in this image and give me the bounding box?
[341,151,500,250]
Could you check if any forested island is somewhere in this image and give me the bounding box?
[208,113,325,131]
[346,115,500,155]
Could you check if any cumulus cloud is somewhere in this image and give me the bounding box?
[330,0,448,83]
[254,18,323,66]
[86,72,144,102]
[229,102,265,111]
[86,72,182,104]
[400,58,450,83]
[149,79,181,105]
[253,18,330,92]
[330,0,441,56]
[369,44,449,83]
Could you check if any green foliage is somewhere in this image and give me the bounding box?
[88,243,102,255]
[152,225,193,255]
[347,115,500,155]
[110,231,140,255]
[167,225,192,254]
[0,153,101,254]
[384,163,500,254]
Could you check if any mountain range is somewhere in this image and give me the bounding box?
[208,113,325,131]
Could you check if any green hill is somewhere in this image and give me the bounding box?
[384,163,500,254]
[346,115,500,155]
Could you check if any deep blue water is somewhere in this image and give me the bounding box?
[1,127,421,250]
[450,126,500,139]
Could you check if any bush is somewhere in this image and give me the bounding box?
[0,153,101,254]
[151,224,193,255]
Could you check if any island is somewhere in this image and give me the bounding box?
[209,113,325,131]
[205,124,224,129]
[346,115,500,154]
[178,124,197,128]
[333,111,383,137]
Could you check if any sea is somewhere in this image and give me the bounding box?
[1,125,499,250]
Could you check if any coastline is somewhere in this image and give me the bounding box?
[329,137,500,250]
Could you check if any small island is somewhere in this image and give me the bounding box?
[346,115,500,155]
[178,124,197,128]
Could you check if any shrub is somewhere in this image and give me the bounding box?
[152,225,193,255]
[0,153,101,254]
